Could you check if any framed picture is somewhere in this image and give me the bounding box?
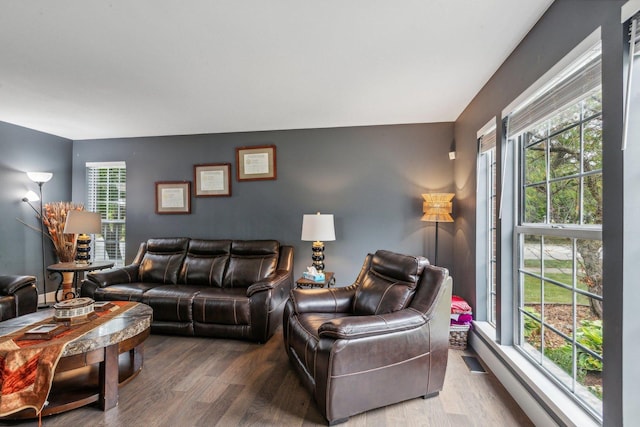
[194,163,231,197]
[236,144,277,181]
[155,181,191,214]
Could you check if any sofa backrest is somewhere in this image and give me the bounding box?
[178,239,232,287]
[352,249,429,315]
[223,240,280,288]
[139,238,189,284]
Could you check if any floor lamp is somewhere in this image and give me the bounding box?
[25,171,53,307]
[421,193,454,266]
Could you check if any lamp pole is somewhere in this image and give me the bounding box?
[37,181,49,307]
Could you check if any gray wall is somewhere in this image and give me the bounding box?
[0,121,73,295]
[71,123,454,283]
[452,0,629,424]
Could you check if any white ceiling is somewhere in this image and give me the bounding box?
[0,1,554,140]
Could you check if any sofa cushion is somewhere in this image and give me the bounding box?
[353,250,428,315]
[92,283,159,302]
[178,239,231,287]
[193,288,251,325]
[141,285,202,322]
[223,240,279,288]
[139,238,189,284]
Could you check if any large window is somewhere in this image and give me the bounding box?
[477,123,498,325]
[507,44,603,418]
[86,162,126,267]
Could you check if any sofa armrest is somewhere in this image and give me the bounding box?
[85,265,140,288]
[290,285,357,314]
[318,309,426,340]
[246,270,291,297]
[0,275,37,296]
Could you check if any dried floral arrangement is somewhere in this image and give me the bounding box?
[42,202,84,262]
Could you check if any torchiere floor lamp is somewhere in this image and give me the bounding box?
[25,171,53,307]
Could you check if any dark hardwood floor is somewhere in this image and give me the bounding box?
[0,329,533,427]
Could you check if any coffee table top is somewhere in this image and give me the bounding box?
[0,302,152,357]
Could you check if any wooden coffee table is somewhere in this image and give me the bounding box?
[0,302,152,419]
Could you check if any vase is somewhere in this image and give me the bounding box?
[61,271,75,301]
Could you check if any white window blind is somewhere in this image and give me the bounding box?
[507,44,602,138]
[479,126,497,153]
[87,161,126,266]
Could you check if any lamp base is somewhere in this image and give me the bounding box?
[75,233,92,265]
[311,241,325,272]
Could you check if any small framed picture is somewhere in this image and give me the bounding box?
[194,163,232,197]
[156,181,191,214]
[236,145,277,181]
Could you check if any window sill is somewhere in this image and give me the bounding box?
[470,321,601,427]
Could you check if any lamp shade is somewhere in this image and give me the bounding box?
[301,213,336,242]
[26,171,53,183]
[22,190,40,202]
[421,193,454,223]
[63,210,102,234]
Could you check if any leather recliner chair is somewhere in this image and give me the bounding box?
[283,250,452,425]
[0,275,38,321]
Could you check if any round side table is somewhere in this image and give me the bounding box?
[47,261,115,302]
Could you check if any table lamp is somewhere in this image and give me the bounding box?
[301,213,335,272]
[63,210,102,264]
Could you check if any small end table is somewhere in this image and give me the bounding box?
[296,272,335,289]
[47,261,115,302]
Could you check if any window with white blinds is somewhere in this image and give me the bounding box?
[86,161,126,267]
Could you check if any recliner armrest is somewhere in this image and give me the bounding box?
[290,285,357,314]
[0,275,37,296]
[85,265,140,288]
[246,270,291,297]
[318,308,426,339]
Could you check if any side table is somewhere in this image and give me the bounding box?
[47,261,114,302]
[296,272,335,288]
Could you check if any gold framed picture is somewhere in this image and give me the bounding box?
[155,181,191,214]
[236,145,277,181]
[194,163,231,197]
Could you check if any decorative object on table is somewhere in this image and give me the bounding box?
[53,297,98,325]
[449,295,473,350]
[421,193,454,266]
[19,323,69,340]
[155,181,191,214]
[93,301,115,312]
[63,210,102,264]
[302,266,325,282]
[22,171,53,306]
[194,163,232,197]
[301,212,335,272]
[42,201,85,262]
[296,271,335,289]
[236,144,276,181]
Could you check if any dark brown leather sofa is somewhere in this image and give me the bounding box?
[0,275,38,321]
[283,249,452,425]
[82,238,293,342]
